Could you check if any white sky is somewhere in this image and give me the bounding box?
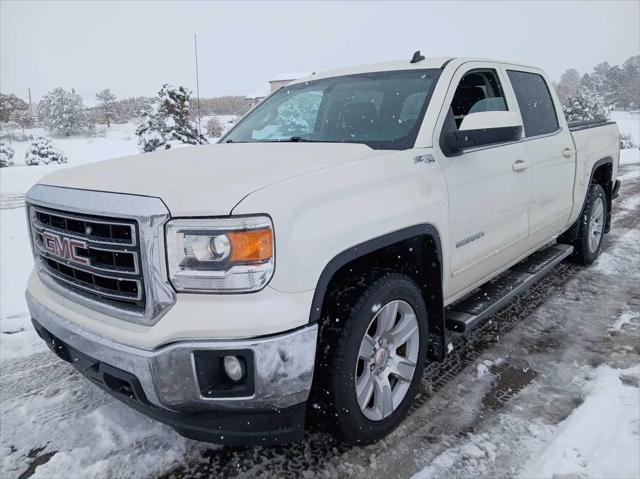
[1,0,639,104]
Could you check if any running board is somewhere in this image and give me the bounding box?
[445,244,574,334]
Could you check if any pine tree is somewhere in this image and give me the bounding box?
[95,89,117,127]
[0,142,15,167]
[38,88,94,136]
[562,78,610,122]
[135,84,207,152]
[24,137,68,165]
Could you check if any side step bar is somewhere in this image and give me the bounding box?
[445,244,574,334]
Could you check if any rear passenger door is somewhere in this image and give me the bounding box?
[433,63,530,301]
[507,69,574,245]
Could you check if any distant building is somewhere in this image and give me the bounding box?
[246,71,313,107]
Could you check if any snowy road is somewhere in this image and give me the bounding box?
[1,157,639,478]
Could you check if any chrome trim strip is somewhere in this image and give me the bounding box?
[33,241,140,276]
[31,206,137,247]
[27,291,318,411]
[26,185,176,324]
[39,258,143,301]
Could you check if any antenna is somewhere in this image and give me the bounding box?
[410,50,425,64]
[194,34,202,137]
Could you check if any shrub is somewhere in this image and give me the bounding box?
[25,137,68,165]
[206,117,224,138]
[0,142,15,167]
[620,133,638,150]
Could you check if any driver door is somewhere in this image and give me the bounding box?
[434,64,531,301]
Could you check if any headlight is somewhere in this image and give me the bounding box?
[166,216,274,292]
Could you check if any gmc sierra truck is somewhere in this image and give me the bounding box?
[25,54,620,446]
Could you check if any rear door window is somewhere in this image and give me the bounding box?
[507,70,559,137]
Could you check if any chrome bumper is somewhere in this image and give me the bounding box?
[26,291,318,412]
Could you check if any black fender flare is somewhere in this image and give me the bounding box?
[308,224,446,359]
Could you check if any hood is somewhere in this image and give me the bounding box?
[39,142,386,216]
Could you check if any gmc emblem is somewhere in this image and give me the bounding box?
[42,232,90,266]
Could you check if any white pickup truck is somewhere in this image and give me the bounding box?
[25,54,620,446]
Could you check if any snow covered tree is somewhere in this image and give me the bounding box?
[562,78,610,122]
[555,68,581,103]
[0,142,15,167]
[135,84,207,152]
[0,93,28,122]
[24,137,67,165]
[620,56,640,110]
[206,117,224,138]
[38,88,94,136]
[95,89,117,127]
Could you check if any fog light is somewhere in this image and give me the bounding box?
[223,355,245,382]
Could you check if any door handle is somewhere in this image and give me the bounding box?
[512,159,528,172]
[562,147,573,159]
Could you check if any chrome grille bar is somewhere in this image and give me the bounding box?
[29,205,145,311]
[25,185,176,325]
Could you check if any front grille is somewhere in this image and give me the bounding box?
[29,205,145,311]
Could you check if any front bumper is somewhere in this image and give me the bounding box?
[27,291,318,444]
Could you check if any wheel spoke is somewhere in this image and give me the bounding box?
[358,334,376,360]
[388,355,416,383]
[389,314,418,347]
[593,200,603,221]
[356,368,374,408]
[373,375,394,419]
[376,301,399,336]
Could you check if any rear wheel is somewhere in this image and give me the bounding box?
[321,273,428,444]
[570,183,607,265]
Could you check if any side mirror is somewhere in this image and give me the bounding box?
[444,111,522,155]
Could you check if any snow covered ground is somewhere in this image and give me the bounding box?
[1,113,639,478]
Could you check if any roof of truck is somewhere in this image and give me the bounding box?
[288,57,541,84]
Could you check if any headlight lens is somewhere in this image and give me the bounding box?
[166,216,274,292]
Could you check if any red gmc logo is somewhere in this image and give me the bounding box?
[42,232,90,266]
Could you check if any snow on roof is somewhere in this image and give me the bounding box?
[270,72,313,82]
[246,83,271,99]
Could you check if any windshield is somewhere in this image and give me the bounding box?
[224,69,441,150]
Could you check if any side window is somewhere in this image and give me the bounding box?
[449,69,508,129]
[507,70,559,137]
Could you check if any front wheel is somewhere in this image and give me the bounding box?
[570,183,608,265]
[323,273,428,444]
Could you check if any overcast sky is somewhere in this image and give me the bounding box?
[1,0,639,104]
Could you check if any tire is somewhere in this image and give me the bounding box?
[321,273,428,444]
[570,183,608,265]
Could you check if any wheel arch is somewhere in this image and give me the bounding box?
[561,156,614,242]
[308,224,446,361]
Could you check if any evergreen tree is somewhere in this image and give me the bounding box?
[135,84,207,152]
[562,78,610,122]
[38,88,94,136]
[0,93,29,122]
[0,142,15,167]
[620,56,640,110]
[555,69,581,103]
[95,89,117,127]
[24,137,68,165]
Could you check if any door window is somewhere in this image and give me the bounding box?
[449,69,508,129]
[507,70,559,137]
